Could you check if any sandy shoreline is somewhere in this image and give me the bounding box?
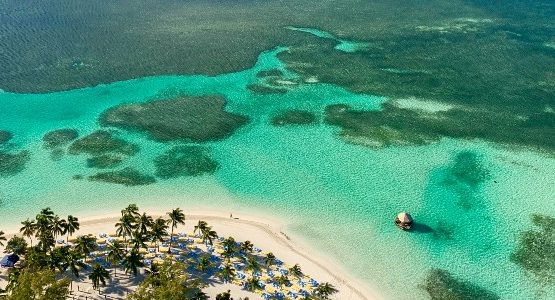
[1,209,383,300]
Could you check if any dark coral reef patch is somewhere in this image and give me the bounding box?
[42,128,79,148]
[271,110,317,126]
[0,150,30,177]
[256,69,284,78]
[247,84,288,95]
[88,167,156,186]
[0,130,13,144]
[422,268,499,300]
[86,154,123,169]
[100,96,249,142]
[511,214,555,284]
[154,145,218,179]
[68,130,138,156]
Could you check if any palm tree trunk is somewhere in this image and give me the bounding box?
[169,226,174,253]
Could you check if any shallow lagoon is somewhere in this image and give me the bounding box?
[0,47,554,300]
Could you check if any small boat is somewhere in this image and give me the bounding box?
[395,212,413,230]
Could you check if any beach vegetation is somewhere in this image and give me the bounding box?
[167,208,186,253]
[4,267,70,300]
[107,240,125,276]
[154,146,219,179]
[289,263,303,277]
[218,264,236,283]
[4,236,28,255]
[240,240,254,254]
[42,128,79,149]
[89,263,111,290]
[0,204,336,299]
[244,255,261,275]
[215,290,232,300]
[264,252,276,267]
[128,259,200,300]
[271,110,317,126]
[511,214,555,284]
[314,282,339,300]
[100,96,249,142]
[88,167,156,186]
[150,217,169,252]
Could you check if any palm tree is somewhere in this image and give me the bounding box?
[89,263,110,290]
[144,263,159,277]
[194,220,208,236]
[314,282,338,299]
[196,255,213,273]
[107,240,125,277]
[65,215,79,242]
[49,246,69,273]
[51,215,67,239]
[150,217,168,252]
[245,276,261,292]
[200,228,218,246]
[122,250,144,277]
[129,230,148,251]
[65,248,86,277]
[136,213,153,236]
[115,214,136,249]
[264,252,276,268]
[222,237,236,251]
[217,263,236,283]
[222,247,235,263]
[276,275,290,290]
[74,235,96,261]
[121,204,141,218]
[0,231,6,247]
[245,256,261,275]
[35,208,55,251]
[190,290,210,300]
[289,264,303,278]
[20,219,36,246]
[240,240,254,254]
[167,208,185,253]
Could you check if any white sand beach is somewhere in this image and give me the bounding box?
[0,209,382,300]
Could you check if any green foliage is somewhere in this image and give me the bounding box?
[511,214,555,284]
[126,259,201,300]
[89,263,111,290]
[271,110,317,126]
[89,167,156,186]
[0,150,30,177]
[422,268,499,300]
[5,268,70,300]
[42,128,79,148]
[68,130,139,156]
[154,146,219,179]
[100,96,249,142]
[215,290,232,300]
[5,236,28,255]
[313,282,338,300]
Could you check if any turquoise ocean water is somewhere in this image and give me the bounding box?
[1,47,554,299]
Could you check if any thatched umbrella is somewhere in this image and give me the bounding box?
[395,212,413,230]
